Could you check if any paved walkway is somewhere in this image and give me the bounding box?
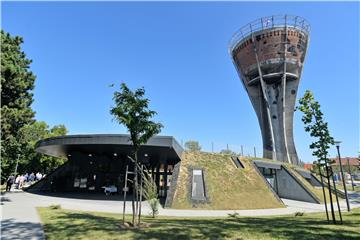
[1,191,360,239]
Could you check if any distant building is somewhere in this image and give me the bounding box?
[302,158,359,171]
[330,157,360,168]
[303,163,313,171]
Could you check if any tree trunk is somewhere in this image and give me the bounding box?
[325,164,336,224]
[330,166,343,224]
[138,164,143,225]
[133,151,139,226]
[132,170,135,226]
[123,165,128,225]
[318,164,329,222]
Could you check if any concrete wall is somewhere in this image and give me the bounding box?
[164,161,181,208]
[309,174,323,187]
[276,167,319,203]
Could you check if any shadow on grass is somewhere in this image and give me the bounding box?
[41,210,360,240]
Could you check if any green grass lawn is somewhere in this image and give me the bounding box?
[171,152,283,210]
[336,184,360,193]
[38,207,360,240]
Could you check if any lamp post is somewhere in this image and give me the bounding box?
[335,141,350,211]
[13,154,20,177]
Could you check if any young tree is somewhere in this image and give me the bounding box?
[184,140,201,152]
[297,90,341,224]
[110,83,163,226]
[141,169,159,218]
[1,30,36,182]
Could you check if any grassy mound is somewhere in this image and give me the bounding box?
[171,152,284,210]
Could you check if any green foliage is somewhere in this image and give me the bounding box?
[1,30,36,181]
[294,212,304,217]
[18,121,68,174]
[140,169,159,218]
[184,140,201,152]
[141,170,158,201]
[110,83,163,225]
[220,149,236,155]
[0,30,68,182]
[110,83,163,152]
[297,90,338,222]
[49,204,62,210]
[227,212,240,219]
[148,198,160,218]
[297,90,334,165]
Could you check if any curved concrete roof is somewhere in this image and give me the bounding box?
[35,134,183,160]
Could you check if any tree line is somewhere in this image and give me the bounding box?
[1,30,68,183]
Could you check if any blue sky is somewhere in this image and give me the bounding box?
[2,1,359,162]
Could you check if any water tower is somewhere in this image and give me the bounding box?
[229,15,310,164]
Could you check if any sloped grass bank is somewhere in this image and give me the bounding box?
[38,207,360,240]
[171,152,283,210]
[250,157,340,203]
[285,165,340,203]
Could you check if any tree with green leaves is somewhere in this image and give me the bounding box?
[1,30,36,182]
[110,83,163,226]
[297,90,341,224]
[220,149,236,155]
[185,140,201,152]
[19,121,68,174]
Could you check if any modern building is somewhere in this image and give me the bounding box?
[29,134,183,201]
[27,15,325,208]
[229,15,310,164]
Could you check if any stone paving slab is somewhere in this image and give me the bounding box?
[1,193,45,240]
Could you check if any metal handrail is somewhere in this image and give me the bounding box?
[229,15,310,53]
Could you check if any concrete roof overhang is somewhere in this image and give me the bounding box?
[35,134,183,162]
[253,160,282,170]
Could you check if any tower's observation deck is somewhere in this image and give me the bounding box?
[230,15,310,164]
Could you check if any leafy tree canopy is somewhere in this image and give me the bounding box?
[110,83,163,151]
[110,82,163,226]
[185,140,201,152]
[1,30,36,180]
[18,121,68,175]
[297,90,334,164]
[220,149,236,155]
[1,30,68,181]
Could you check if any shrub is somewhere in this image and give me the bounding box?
[228,212,240,219]
[294,211,304,217]
[148,198,160,218]
[49,204,61,210]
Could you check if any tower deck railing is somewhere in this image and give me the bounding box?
[229,15,310,53]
